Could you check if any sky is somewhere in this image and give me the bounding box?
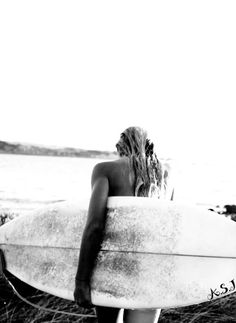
[1,1,236,161]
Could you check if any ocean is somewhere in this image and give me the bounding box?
[0,153,236,216]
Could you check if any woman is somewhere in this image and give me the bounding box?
[74,126,174,323]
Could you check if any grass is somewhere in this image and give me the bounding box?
[1,211,236,322]
[0,272,96,323]
[1,274,236,323]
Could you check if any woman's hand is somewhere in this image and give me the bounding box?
[74,280,93,308]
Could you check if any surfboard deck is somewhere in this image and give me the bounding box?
[0,197,236,309]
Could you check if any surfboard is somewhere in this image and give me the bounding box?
[0,197,236,309]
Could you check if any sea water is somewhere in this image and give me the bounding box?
[0,154,236,215]
[0,154,98,214]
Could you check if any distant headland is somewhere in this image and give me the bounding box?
[0,140,117,159]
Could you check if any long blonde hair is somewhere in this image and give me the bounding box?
[116,127,163,197]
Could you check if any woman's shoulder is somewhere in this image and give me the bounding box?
[92,158,121,174]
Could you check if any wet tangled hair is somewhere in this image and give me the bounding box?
[116,127,164,197]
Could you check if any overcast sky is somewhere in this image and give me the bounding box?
[1,1,236,161]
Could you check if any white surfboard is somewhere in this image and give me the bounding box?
[0,197,236,309]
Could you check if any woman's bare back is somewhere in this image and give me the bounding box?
[96,157,135,197]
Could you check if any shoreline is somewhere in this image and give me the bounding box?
[0,140,117,159]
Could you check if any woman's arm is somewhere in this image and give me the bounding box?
[74,163,109,307]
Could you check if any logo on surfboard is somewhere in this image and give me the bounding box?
[208,279,235,300]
